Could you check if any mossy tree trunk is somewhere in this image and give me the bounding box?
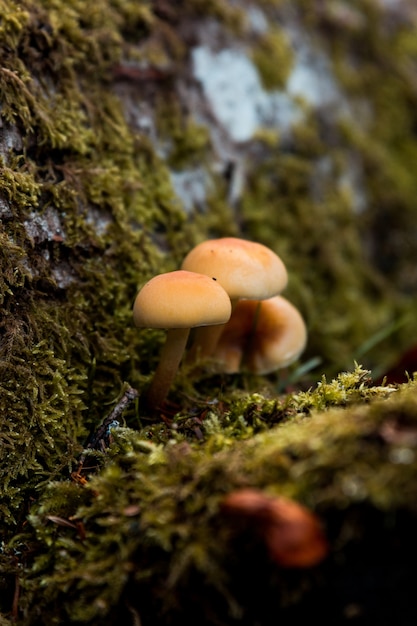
[1,1,417,624]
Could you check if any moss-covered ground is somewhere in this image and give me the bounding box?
[1,0,417,623]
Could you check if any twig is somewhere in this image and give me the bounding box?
[72,385,139,484]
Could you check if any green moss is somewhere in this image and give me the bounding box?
[0,0,181,529]
[295,0,417,296]
[0,0,260,539]
[0,1,30,48]
[15,369,417,624]
[157,100,212,170]
[252,26,294,90]
[183,0,246,33]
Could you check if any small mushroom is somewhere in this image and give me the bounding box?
[181,237,288,360]
[133,270,231,411]
[213,295,307,374]
[220,488,328,568]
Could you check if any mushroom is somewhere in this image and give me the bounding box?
[181,237,288,360]
[220,488,328,568]
[213,295,307,375]
[133,270,231,411]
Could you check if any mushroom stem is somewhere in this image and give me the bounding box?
[187,324,226,363]
[145,327,190,411]
[240,301,262,370]
[187,299,238,364]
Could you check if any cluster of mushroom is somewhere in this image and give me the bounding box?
[133,237,307,411]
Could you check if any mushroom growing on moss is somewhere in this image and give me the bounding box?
[213,295,307,374]
[181,237,288,360]
[133,270,231,411]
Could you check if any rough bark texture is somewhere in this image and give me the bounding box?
[1,1,417,624]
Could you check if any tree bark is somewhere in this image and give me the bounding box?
[1,1,417,624]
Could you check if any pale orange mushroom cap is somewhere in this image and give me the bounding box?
[181,237,288,301]
[133,270,232,329]
[214,295,307,374]
[133,271,232,411]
